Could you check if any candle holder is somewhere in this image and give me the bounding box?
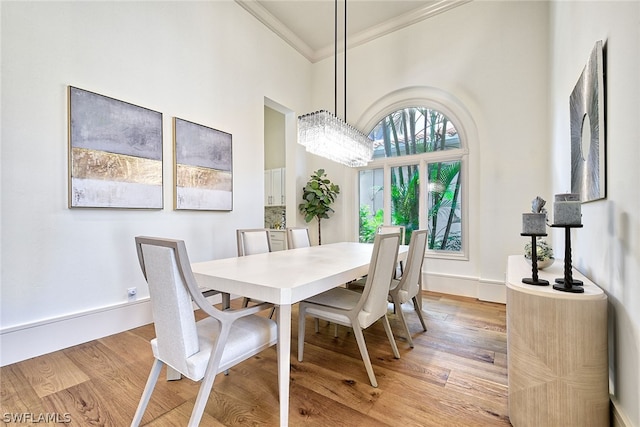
[521,233,549,286]
[551,224,584,293]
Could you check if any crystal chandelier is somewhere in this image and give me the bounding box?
[297,0,373,167]
[298,110,372,167]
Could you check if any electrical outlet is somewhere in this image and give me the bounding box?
[127,287,137,301]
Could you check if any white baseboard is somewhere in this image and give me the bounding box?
[423,272,506,304]
[0,293,227,367]
[611,396,634,427]
[1,298,154,367]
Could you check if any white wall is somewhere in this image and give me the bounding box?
[306,1,551,298]
[0,1,311,365]
[264,106,285,170]
[550,2,640,426]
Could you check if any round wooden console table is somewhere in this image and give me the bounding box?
[506,255,609,427]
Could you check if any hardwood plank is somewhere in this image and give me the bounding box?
[17,351,89,398]
[0,364,48,415]
[0,292,512,426]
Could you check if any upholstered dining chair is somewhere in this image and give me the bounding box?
[131,236,277,427]
[236,228,272,256]
[387,229,428,348]
[236,228,275,317]
[286,226,331,332]
[378,225,406,245]
[286,227,311,249]
[378,225,406,275]
[297,232,401,388]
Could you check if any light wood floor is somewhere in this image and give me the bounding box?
[0,292,510,426]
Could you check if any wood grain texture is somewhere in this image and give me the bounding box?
[507,256,609,427]
[0,292,510,426]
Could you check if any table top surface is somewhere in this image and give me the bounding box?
[192,242,408,305]
[506,255,605,300]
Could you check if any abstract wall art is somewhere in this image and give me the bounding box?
[173,118,233,211]
[570,40,606,202]
[68,86,163,208]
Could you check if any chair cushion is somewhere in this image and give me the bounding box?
[151,314,277,381]
[304,287,361,325]
[303,288,382,328]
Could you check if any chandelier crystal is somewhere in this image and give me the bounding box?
[298,110,373,167]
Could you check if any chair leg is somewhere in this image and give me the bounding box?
[222,293,231,310]
[131,359,163,427]
[412,296,428,331]
[395,302,414,348]
[334,323,338,337]
[352,327,377,387]
[188,368,218,427]
[166,366,182,381]
[382,315,401,358]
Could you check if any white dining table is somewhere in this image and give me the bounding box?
[191,241,408,427]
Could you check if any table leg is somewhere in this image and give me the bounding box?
[277,304,291,427]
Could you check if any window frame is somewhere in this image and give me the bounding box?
[355,91,472,261]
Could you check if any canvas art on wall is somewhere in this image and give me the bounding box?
[68,86,163,208]
[570,40,606,202]
[174,118,233,211]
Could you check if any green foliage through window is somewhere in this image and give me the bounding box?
[359,106,463,253]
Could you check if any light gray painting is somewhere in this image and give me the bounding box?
[174,118,233,211]
[68,87,163,208]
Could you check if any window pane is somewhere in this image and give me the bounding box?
[427,161,462,251]
[390,165,419,245]
[358,169,383,243]
[369,107,460,159]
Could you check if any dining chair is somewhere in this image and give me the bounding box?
[286,226,311,249]
[286,226,331,332]
[131,237,277,427]
[297,232,401,388]
[378,225,406,245]
[387,229,428,348]
[378,225,406,275]
[236,228,275,317]
[236,228,272,256]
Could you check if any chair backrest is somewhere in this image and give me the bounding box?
[286,227,311,249]
[359,232,400,326]
[135,237,220,375]
[236,229,271,256]
[378,225,406,245]
[397,229,428,300]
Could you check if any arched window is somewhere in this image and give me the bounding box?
[358,106,466,257]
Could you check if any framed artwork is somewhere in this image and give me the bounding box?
[570,40,606,202]
[68,86,163,208]
[173,118,233,211]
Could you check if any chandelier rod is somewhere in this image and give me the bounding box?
[334,0,337,117]
[333,0,349,122]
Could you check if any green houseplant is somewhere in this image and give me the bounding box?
[299,169,340,245]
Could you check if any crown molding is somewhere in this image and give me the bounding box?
[236,0,317,61]
[236,0,472,63]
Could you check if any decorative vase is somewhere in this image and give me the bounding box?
[525,256,554,270]
[524,239,554,270]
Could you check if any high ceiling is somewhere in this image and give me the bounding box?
[236,0,470,62]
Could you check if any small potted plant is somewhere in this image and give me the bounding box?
[298,169,340,245]
[524,239,554,269]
